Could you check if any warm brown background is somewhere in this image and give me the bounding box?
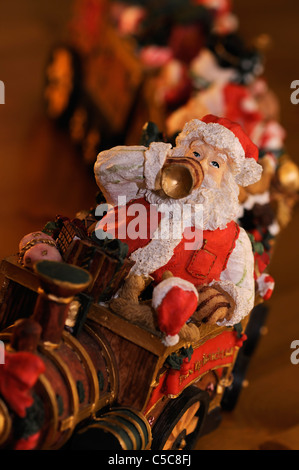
[0,0,299,450]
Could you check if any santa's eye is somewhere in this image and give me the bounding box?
[210,161,220,168]
[193,151,201,158]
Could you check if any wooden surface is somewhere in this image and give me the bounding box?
[0,0,299,451]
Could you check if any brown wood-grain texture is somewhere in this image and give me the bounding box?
[95,323,159,411]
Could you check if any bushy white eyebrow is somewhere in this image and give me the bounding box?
[190,139,204,148]
[216,153,227,162]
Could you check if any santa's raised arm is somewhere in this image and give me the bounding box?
[94,115,263,346]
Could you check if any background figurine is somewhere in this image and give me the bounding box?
[18,231,62,269]
[94,114,263,346]
[165,33,264,139]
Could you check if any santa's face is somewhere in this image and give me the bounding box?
[180,139,229,188]
[143,138,241,231]
[169,138,241,229]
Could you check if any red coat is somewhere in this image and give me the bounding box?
[99,197,240,286]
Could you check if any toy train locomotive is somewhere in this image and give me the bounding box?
[0,210,262,451]
[1,0,298,451]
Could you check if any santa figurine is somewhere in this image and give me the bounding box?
[194,0,239,35]
[166,33,264,140]
[94,115,263,346]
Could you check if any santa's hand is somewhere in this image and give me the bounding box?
[152,277,199,346]
[256,273,275,300]
[192,285,234,325]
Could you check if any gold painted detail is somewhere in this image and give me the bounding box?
[107,411,145,449]
[84,422,128,450]
[163,402,200,450]
[62,330,100,416]
[84,323,118,403]
[38,343,79,449]
[59,415,75,432]
[0,398,12,446]
[219,373,234,388]
[37,287,74,305]
[99,415,138,450]
[179,347,234,385]
[37,374,59,450]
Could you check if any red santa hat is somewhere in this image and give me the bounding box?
[174,114,262,187]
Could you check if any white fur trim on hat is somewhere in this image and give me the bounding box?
[174,120,245,162]
[235,156,263,186]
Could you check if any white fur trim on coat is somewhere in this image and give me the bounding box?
[211,227,255,326]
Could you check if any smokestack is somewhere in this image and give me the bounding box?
[32,261,91,347]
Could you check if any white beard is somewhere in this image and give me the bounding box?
[191,171,242,230]
[130,171,242,276]
[140,170,241,231]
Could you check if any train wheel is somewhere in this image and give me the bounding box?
[162,401,200,450]
[151,386,209,450]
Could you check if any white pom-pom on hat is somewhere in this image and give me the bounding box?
[162,334,180,347]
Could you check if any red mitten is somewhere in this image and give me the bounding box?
[152,277,199,346]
